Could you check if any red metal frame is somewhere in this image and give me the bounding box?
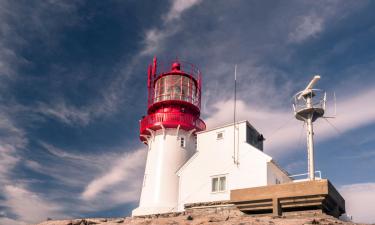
[147,61,202,111]
[140,112,206,135]
[140,57,206,142]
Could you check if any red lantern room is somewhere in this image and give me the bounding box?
[140,57,206,143]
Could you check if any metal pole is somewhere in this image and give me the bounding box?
[233,64,237,164]
[306,96,315,180]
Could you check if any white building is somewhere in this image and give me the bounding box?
[176,121,291,211]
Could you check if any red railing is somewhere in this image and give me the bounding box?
[140,112,206,134]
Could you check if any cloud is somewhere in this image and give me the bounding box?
[0,217,27,225]
[0,1,81,78]
[140,0,202,56]
[288,14,324,43]
[164,0,202,22]
[35,102,91,126]
[339,183,375,223]
[0,114,67,224]
[1,185,65,224]
[287,1,368,43]
[0,145,20,179]
[81,148,146,203]
[29,142,147,212]
[203,88,375,158]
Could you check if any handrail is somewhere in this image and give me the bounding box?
[289,171,322,180]
[140,112,206,133]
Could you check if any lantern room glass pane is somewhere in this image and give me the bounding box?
[154,75,197,105]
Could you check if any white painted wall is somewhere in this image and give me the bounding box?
[132,128,196,216]
[267,161,291,185]
[177,121,291,211]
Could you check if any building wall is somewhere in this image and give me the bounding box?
[177,121,279,211]
[267,162,292,185]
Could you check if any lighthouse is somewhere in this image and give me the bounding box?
[132,58,206,216]
[132,61,346,218]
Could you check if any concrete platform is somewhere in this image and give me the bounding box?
[230,179,345,218]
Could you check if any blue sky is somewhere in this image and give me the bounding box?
[0,0,375,224]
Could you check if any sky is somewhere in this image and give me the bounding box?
[0,0,375,224]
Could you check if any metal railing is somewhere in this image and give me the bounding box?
[293,89,326,112]
[156,60,201,80]
[153,93,199,106]
[140,112,206,134]
[289,171,322,182]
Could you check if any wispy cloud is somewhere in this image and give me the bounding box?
[141,0,202,56]
[288,14,324,43]
[164,0,202,22]
[31,142,147,213]
[0,112,66,224]
[339,183,375,223]
[1,185,65,224]
[287,1,368,43]
[35,102,91,126]
[81,148,146,201]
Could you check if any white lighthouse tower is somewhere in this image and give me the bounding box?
[132,58,206,216]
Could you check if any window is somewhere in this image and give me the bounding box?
[246,124,264,150]
[275,178,281,184]
[194,134,197,149]
[217,131,224,140]
[180,137,185,147]
[211,176,226,192]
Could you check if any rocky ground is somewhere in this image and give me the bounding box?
[36,211,371,225]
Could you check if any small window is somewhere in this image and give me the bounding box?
[217,132,224,140]
[212,177,219,192]
[275,178,281,184]
[211,176,226,192]
[180,137,185,147]
[194,134,197,149]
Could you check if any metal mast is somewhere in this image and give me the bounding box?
[305,94,315,180]
[233,64,238,165]
[293,75,326,181]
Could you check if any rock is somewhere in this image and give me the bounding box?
[208,217,223,222]
[35,208,366,225]
[115,219,125,223]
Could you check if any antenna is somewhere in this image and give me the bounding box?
[233,64,238,165]
[297,75,321,100]
[293,75,326,180]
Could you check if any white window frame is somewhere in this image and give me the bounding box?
[211,175,227,193]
